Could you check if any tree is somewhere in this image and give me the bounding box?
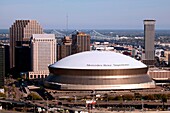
[0,92,6,98]
[114,96,123,101]
[103,93,109,102]
[134,93,142,100]
[122,94,134,100]
[143,94,155,100]
[28,93,42,100]
[161,94,167,111]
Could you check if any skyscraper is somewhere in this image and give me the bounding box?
[15,46,31,73]
[71,32,90,54]
[10,20,43,69]
[143,20,156,65]
[1,44,10,77]
[57,36,72,60]
[28,34,56,79]
[0,46,5,86]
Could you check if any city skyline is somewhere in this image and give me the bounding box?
[1,0,170,29]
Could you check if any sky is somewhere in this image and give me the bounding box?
[1,0,170,29]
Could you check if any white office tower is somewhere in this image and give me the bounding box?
[28,34,56,79]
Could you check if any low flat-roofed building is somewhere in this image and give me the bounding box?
[148,68,170,81]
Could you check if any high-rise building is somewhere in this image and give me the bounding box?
[10,20,43,69]
[62,36,72,45]
[71,32,90,54]
[28,34,56,79]
[143,20,156,65]
[0,44,10,77]
[57,36,72,60]
[164,51,170,65]
[0,46,5,86]
[15,46,31,73]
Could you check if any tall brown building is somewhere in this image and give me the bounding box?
[10,20,43,69]
[57,36,72,61]
[71,32,90,54]
[143,20,156,66]
[63,36,72,45]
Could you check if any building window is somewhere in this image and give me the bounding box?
[38,75,40,78]
[34,75,36,78]
[45,75,48,78]
[41,75,44,79]
[30,75,33,78]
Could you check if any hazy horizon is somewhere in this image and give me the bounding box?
[1,0,170,29]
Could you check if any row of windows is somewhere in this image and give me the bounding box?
[149,72,170,78]
[47,74,151,85]
[35,39,55,42]
[50,68,147,76]
[29,74,48,79]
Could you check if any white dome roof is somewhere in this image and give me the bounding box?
[50,51,147,69]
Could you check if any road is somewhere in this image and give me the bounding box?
[0,110,30,113]
[91,110,170,113]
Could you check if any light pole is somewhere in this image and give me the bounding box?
[120,95,123,109]
[44,91,49,113]
[47,98,48,113]
[74,95,77,103]
[161,89,164,111]
[33,104,35,113]
[141,99,144,112]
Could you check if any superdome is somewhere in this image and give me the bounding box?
[50,51,147,69]
[45,51,155,90]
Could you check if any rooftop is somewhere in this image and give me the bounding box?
[50,51,147,69]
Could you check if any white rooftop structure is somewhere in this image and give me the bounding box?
[32,34,55,39]
[50,51,147,69]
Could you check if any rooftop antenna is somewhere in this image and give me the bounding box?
[66,13,68,36]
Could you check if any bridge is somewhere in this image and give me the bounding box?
[50,29,66,38]
[89,30,114,40]
[50,29,115,40]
